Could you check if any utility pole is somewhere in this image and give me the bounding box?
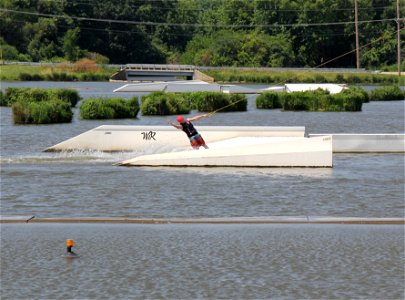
[355,0,360,69]
[396,0,401,76]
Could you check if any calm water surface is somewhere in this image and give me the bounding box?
[1,81,404,219]
[0,82,404,299]
[1,223,404,299]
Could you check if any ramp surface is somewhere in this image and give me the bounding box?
[117,136,333,167]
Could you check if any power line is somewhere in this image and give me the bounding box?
[9,18,388,40]
[0,8,398,28]
[36,0,395,13]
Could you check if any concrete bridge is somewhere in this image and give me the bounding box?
[110,64,214,82]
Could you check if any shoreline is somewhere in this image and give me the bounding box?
[1,63,403,84]
[1,215,404,225]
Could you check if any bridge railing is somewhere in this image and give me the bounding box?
[125,64,196,71]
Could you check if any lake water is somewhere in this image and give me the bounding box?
[0,81,404,299]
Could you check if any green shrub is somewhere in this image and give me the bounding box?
[280,92,310,111]
[80,97,139,119]
[314,74,327,83]
[18,73,45,81]
[307,90,331,111]
[79,73,110,81]
[141,92,190,115]
[4,87,80,107]
[274,89,363,112]
[256,92,282,109]
[0,90,5,106]
[187,92,247,112]
[52,89,81,107]
[335,74,345,83]
[369,86,405,101]
[189,92,229,112]
[140,91,246,116]
[229,94,248,111]
[12,100,73,124]
[45,72,77,81]
[342,86,369,106]
[5,88,32,105]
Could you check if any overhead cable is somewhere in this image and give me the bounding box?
[0,8,399,28]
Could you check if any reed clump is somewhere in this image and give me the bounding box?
[7,87,79,124]
[141,92,190,115]
[257,87,366,112]
[0,90,5,106]
[4,87,80,107]
[187,92,247,112]
[80,97,139,119]
[12,100,73,124]
[369,86,405,101]
[140,91,247,116]
[256,92,282,109]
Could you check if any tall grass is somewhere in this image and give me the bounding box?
[186,92,247,112]
[141,92,190,115]
[140,91,247,116]
[80,97,139,119]
[4,87,80,107]
[0,90,5,106]
[369,86,405,101]
[257,87,366,112]
[12,100,73,124]
[205,69,400,85]
[0,64,114,81]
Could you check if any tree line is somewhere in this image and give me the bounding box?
[1,0,403,69]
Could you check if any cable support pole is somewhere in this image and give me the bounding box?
[355,0,360,69]
[397,0,401,77]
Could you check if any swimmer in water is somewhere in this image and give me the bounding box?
[65,239,78,257]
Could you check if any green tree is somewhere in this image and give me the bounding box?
[26,18,61,61]
[63,28,81,61]
[181,31,294,67]
[0,38,19,60]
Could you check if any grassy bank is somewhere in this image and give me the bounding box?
[0,62,115,81]
[1,63,404,85]
[206,69,403,85]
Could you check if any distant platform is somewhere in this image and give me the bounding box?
[262,83,347,94]
[309,133,405,153]
[113,80,259,94]
[113,81,347,94]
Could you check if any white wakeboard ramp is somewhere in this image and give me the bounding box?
[45,125,333,167]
